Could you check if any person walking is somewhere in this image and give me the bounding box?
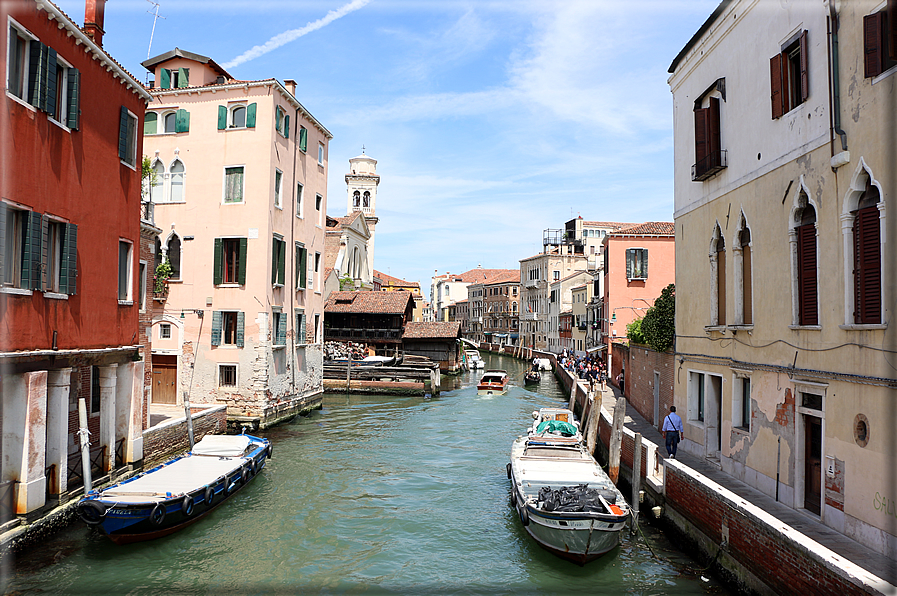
[662,406,684,458]
[615,371,624,395]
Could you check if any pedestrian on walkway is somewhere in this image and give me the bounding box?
[615,371,624,395]
[600,369,607,391]
[662,406,684,458]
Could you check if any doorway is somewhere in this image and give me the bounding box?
[152,354,178,404]
[803,415,822,515]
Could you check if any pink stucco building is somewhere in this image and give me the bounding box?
[141,49,331,429]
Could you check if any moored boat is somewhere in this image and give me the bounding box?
[523,370,541,384]
[508,433,629,564]
[464,350,485,369]
[477,369,509,395]
[77,433,271,544]
[527,407,582,446]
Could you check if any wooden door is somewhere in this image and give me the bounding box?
[804,416,822,514]
[152,356,177,404]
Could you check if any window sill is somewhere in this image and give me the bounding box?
[222,201,245,206]
[728,324,753,332]
[732,426,750,436]
[839,323,887,331]
[43,292,69,300]
[217,283,242,288]
[118,300,134,306]
[626,277,647,282]
[0,287,33,296]
[272,344,286,350]
[273,283,284,289]
[704,325,727,333]
[120,160,137,172]
[872,65,897,85]
[216,345,239,349]
[275,205,283,210]
[788,324,821,331]
[5,92,37,112]
[48,117,72,133]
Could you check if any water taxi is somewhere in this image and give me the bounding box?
[476,369,509,395]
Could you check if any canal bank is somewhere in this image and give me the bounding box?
[479,343,897,595]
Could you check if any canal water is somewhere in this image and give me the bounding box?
[4,354,730,595]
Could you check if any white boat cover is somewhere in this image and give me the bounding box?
[192,434,253,457]
[99,455,245,503]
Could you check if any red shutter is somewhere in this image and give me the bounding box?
[770,53,785,118]
[799,30,809,102]
[864,12,884,78]
[889,0,897,61]
[708,97,721,169]
[797,224,817,326]
[694,107,709,172]
[854,206,881,324]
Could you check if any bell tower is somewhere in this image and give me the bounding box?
[345,150,380,277]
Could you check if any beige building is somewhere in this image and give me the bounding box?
[482,271,521,347]
[571,283,590,356]
[324,211,372,294]
[670,0,895,557]
[142,49,330,427]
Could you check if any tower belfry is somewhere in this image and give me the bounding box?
[345,150,380,277]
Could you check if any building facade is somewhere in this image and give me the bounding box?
[482,271,521,347]
[669,0,895,557]
[142,48,330,427]
[324,212,372,293]
[547,270,592,353]
[1,0,151,517]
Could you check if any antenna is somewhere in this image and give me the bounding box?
[146,0,166,60]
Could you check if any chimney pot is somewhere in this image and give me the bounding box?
[284,79,297,96]
[84,0,106,47]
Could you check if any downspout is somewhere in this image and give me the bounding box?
[828,1,848,154]
[289,89,299,392]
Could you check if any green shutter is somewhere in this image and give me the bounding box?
[66,68,80,129]
[246,103,257,128]
[40,215,49,289]
[299,245,307,289]
[217,105,227,130]
[175,108,189,133]
[144,112,158,135]
[625,249,633,279]
[271,237,278,284]
[641,249,649,279]
[299,127,308,152]
[276,310,286,345]
[45,47,57,116]
[213,238,222,285]
[0,203,6,283]
[160,68,171,89]
[238,238,247,285]
[28,41,45,109]
[22,211,42,290]
[62,223,77,295]
[278,240,286,284]
[236,312,245,347]
[284,114,290,139]
[211,311,222,346]
[118,106,129,160]
[177,67,189,88]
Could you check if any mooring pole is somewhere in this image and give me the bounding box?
[776,435,781,502]
[586,391,601,456]
[608,396,627,484]
[346,356,352,394]
[183,390,195,450]
[631,432,642,535]
[78,398,92,493]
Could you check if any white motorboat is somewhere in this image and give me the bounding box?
[507,433,629,564]
[465,350,485,369]
[526,408,583,447]
[477,369,509,395]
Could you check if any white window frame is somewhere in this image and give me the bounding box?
[168,157,186,204]
[48,54,73,129]
[118,239,134,304]
[6,18,36,107]
[223,165,245,205]
[138,260,147,311]
[44,217,67,294]
[318,142,324,165]
[296,182,304,218]
[315,194,323,226]
[314,252,321,293]
[150,158,166,203]
[229,103,248,129]
[159,322,172,339]
[731,369,751,432]
[218,363,238,388]
[274,169,283,209]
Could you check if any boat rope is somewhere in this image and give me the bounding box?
[76,428,91,443]
[632,512,661,561]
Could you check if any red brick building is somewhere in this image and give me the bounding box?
[0,0,151,519]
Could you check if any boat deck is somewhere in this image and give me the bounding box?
[99,455,244,503]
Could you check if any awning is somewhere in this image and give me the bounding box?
[510,333,519,339]
[586,345,607,353]
[494,333,509,338]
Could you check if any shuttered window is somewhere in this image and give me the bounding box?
[214,237,247,285]
[625,248,648,280]
[145,112,158,135]
[295,308,306,344]
[693,97,721,179]
[295,242,307,289]
[740,228,752,325]
[212,311,245,347]
[273,310,287,346]
[272,236,286,285]
[771,30,809,118]
[118,107,138,166]
[863,4,897,78]
[853,205,881,324]
[797,223,817,325]
[299,127,308,152]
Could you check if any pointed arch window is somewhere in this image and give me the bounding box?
[734,215,753,325]
[853,182,882,324]
[710,225,726,326]
[150,160,165,203]
[169,159,185,203]
[363,191,370,208]
[795,198,818,326]
[167,235,181,280]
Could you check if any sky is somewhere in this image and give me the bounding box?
[53,0,720,298]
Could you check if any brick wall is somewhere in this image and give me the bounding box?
[626,345,674,429]
[142,406,227,466]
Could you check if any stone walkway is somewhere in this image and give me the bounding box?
[597,383,897,589]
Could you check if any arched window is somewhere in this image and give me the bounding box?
[710,224,726,326]
[167,235,181,280]
[363,191,370,208]
[154,237,163,271]
[353,190,360,208]
[735,214,752,325]
[150,160,165,203]
[145,112,158,135]
[853,181,881,324]
[794,195,817,325]
[163,112,177,133]
[231,105,246,128]
[169,159,185,203]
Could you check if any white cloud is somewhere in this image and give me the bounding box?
[222,0,371,69]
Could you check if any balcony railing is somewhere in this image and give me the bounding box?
[522,312,538,321]
[692,149,728,181]
[141,201,155,225]
[524,279,539,288]
[325,327,402,341]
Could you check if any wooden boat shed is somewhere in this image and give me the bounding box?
[402,322,462,372]
[324,291,415,355]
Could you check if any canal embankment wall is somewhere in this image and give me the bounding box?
[480,343,896,595]
[143,404,227,466]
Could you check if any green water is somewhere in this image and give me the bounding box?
[3,354,730,595]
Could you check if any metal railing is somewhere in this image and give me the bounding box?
[692,149,728,181]
[326,327,402,341]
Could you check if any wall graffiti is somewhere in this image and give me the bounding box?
[872,492,897,518]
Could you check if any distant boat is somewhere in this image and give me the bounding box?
[465,350,485,369]
[77,433,270,544]
[523,370,541,384]
[328,355,397,366]
[477,369,509,395]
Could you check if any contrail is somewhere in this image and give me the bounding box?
[222,0,370,70]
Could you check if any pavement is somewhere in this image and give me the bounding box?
[149,403,190,427]
[596,382,897,588]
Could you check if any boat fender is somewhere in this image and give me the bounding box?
[79,500,107,525]
[248,459,255,475]
[241,466,250,484]
[150,502,167,526]
[267,444,273,459]
[225,476,233,495]
[519,505,529,527]
[181,496,194,517]
[204,485,215,506]
[506,463,511,479]
[510,488,517,507]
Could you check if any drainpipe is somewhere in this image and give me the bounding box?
[287,79,299,392]
[828,1,848,157]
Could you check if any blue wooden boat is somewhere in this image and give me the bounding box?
[77,433,270,544]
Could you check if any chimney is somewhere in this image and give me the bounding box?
[284,79,297,97]
[84,0,106,47]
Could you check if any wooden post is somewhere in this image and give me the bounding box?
[586,391,601,456]
[568,378,577,414]
[183,391,195,450]
[631,432,641,535]
[345,357,352,393]
[429,367,438,396]
[78,398,92,493]
[608,396,627,484]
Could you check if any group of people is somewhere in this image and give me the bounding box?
[555,349,609,393]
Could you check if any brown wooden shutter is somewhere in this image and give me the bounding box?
[717,247,726,326]
[854,206,881,323]
[889,0,897,61]
[799,30,809,102]
[694,107,709,173]
[864,13,884,78]
[797,224,817,326]
[771,53,785,118]
[708,97,721,168]
[742,245,752,325]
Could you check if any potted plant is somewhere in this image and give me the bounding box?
[154,260,173,297]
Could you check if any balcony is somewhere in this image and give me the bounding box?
[325,327,402,342]
[522,312,538,321]
[524,278,539,288]
[577,324,587,331]
[141,201,154,225]
[692,149,728,181]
